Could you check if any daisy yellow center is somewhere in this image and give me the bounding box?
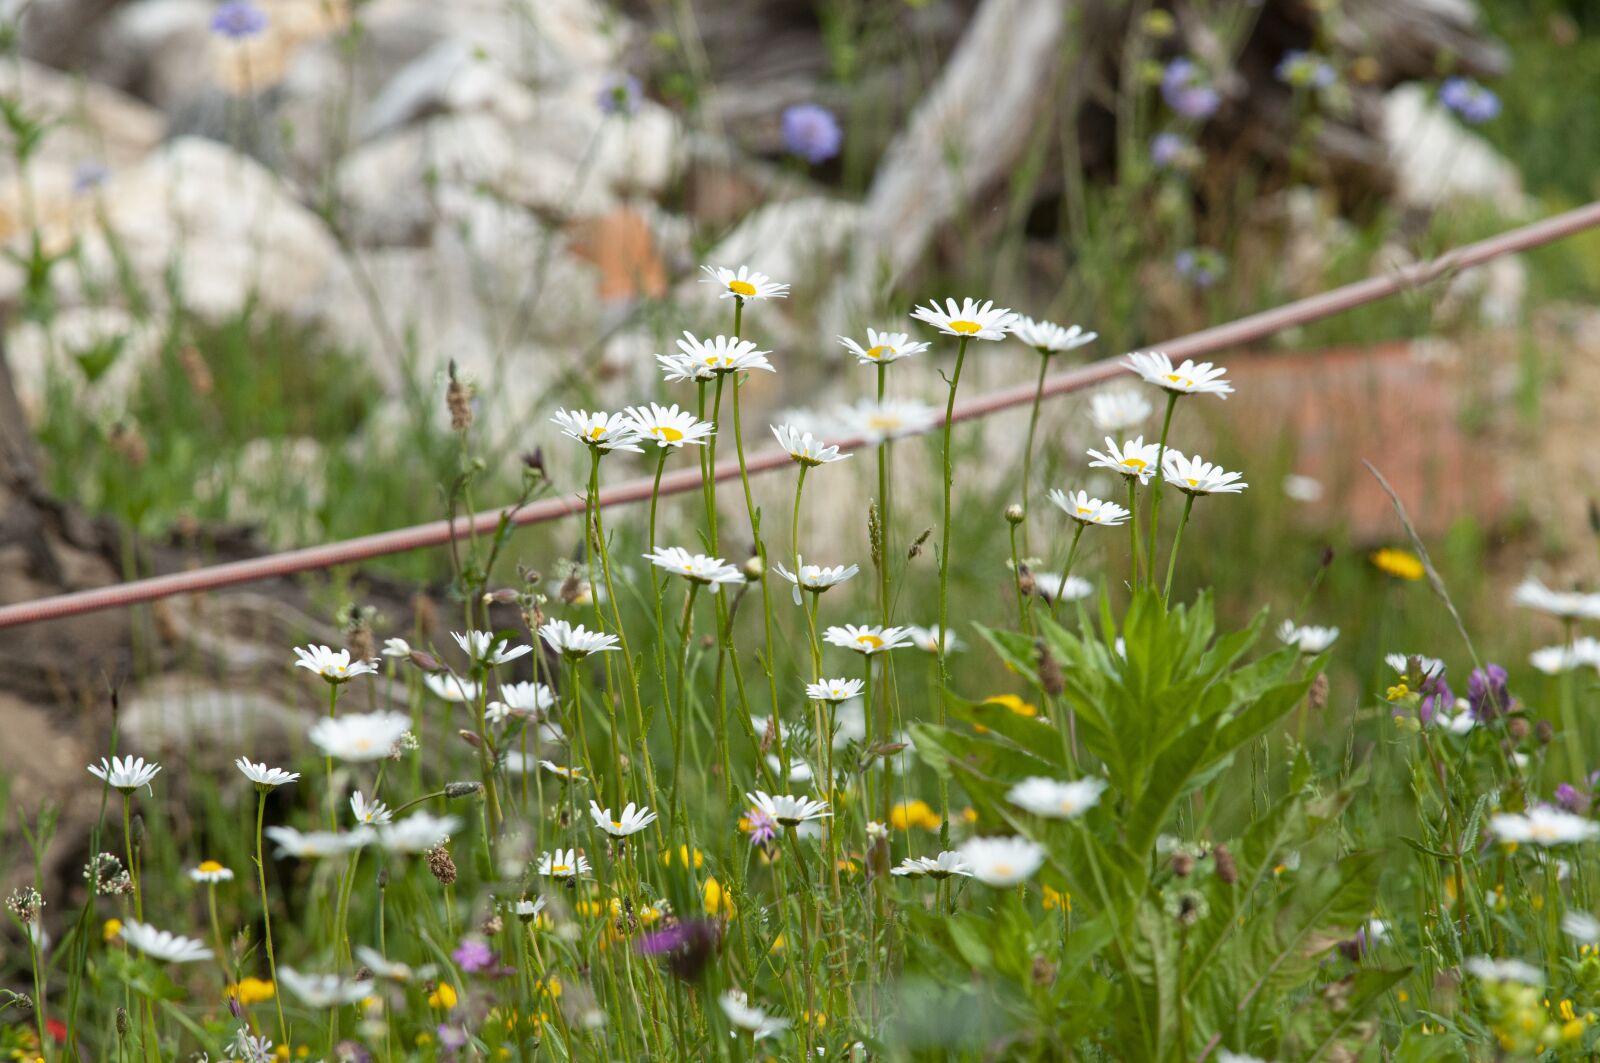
[992,862,1013,877]
[1165,373,1193,388]
[612,820,624,829]
[858,634,884,648]
[354,738,372,749]
[948,320,983,334]
[553,864,571,873]
[1529,824,1557,841]
[199,860,224,873]
[1185,477,1199,487]
[728,279,758,297]
[588,425,606,439]
[652,426,684,442]
[1122,458,1148,470]
[1076,506,1092,515]
[865,344,890,359]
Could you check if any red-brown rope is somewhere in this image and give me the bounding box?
[4,200,1599,629]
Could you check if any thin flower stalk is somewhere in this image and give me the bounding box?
[1144,392,1179,592]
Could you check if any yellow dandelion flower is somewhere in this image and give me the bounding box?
[889,800,942,831]
[1371,548,1424,581]
[428,983,458,1009]
[703,876,735,918]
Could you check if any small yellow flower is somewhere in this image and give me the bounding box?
[227,976,276,1005]
[1385,683,1410,701]
[428,983,458,1009]
[703,876,735,918]
[1397,989,1410,1003]
[662,845,705,869]
[539,976,562,1000]
[961,807,978,824]
[1371,547,1425,581]
[102,918,122,943]
[889,800,942,831]
[976,694,1039,733]
[1042,885,1071,912]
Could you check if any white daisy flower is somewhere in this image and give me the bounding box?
[1383,653,1445,679]
[1463,956,1543,985]
[1089,388,1153,433]
[773,557,860,605]
[511,896,546,921]
[292,644,378,683]
[719,990,790,1039]
[905,625,962,655]
[656,351,716,383]
[354,945,436,983]
[1511,577,1600,621]
[1278,621,1339,654]
[1011,316,1097,355]
[88,755,162,795]
[771,423,849,466]
[746,790,831,827]
[551,408,645,453]
[349,791,392,825]
[451,630,532,668]
[381,637,412,658]
[235,757,300,790]
[1087,437,1163,483]
[1490,808,1600,846]
[1282,474,1324,503]
[957,836,1047,887]
[424,673,480,703]
[537,848,591,878]
[622,403,715,448]
[540,760,588,784]
[1007,776,1107,819]
[1530,646,1582,675]
[1048,489,1132,527]
[768,754,814,784]
[644,546,745,587]
[836,398,939,444]
[187,860,234,884]
[265,826,375,859]
[700,264,788,301]
[806,677,863,702]
[500,740,571,774]
[838,328,930,366]
[910,297,1017,341]
[1564,911,1600,944]
[1215,1052,1272,1063]
[539,619,620,658]
[1033,573,1093,604]
[118,920,213,964]
[309,711,411,763]
[823,624,912,655]
[1124,350,1234,398]
[378,811,460,853]
[1161,451,1248,495]
[670,332,775,376]
[891,851,974,879]
[276,968,376,1007]
[588,800,658,838]
[486,681,557,725]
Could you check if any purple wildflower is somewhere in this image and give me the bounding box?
[1174,247,1226,288]
[1440,77,1500,124]
[638,918,722,982]
[1161,58,1220,120]
[782,103,843,164]
[436,1023,468,1053]
[1467,664,1510,720]
[597,73,642,116]
[72,161,108,195]
[451,938,495,973]
[210,0,268,40]
[744,806,778,847]
[1557,783,1591,816]
[333,1043,373,1063]
[1275,50,1337,90]
[1416,670,1452,726]
[1150,132,1191,169]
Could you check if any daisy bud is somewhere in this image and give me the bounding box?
[1005,504,1025,525]
[482,589,519,605]
[457,730,483,750]
[1308,673,1329,713]
[426,843,457,886]
[743,556,764,580]
[409,650,444,673]
[523,447,547,477]
[377,868,389,889]
[1213,844,1237,885]
[1506,717,1530,741]
[1169,852,1195,877]
[1318,545,1335,569]
[445,781,484,799]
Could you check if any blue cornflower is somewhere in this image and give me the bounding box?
[1174,247,1227,288]
[597,73,642,116]
[1275,50,1338,91]
[781,103,842,164]
[1161,58,1220,120]
[210,0,268,40]
[1439,77,1500,124]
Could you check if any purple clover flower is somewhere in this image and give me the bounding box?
[1416,669,1452,726]
[1161,58,1220,120]
[1440,77,1500,124]
[1174,247,1226,288]
[1467,664,1510,720]
[638,919,721,982]
[1275,50,1337,91]
[451,938,495,973]
[597,73,642,116]
[782,103,843,164]
[1557,783,1591,816]
[210,0,268,40]
[1150,132,1191,169]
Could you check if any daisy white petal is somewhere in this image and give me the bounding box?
[451,630,533,667]
[746,790,831,827]
[589,800,658,837]
[909,297,1017,341]
[537,848,591,878]
[719,990,790,1039]
[1032,572,1094,604]
[622,403,715,448]
[88,755,162,794]
[1489,808,1600,846]
[486,681,557,725]
[1463,956,1543,985]
[1011,316,1097,355]
[235,757,300,789]
[1086,436,1162,483]
[957,836,1046,887]
[773,557,859,605]
[118,920,213,963]
[539,760,588,783]
[265,826,375,859]
[1007,776,1107,819]
[1277,621,1339,654]
[771,423,849,466]
[700,264,789,301]
[424,673,480,703]
[292,644,378,683]
[1048,489,1130,527]
[823,623,912,655]
[276,968,376,1007]
[550,408,645,453]
[905,625,962,655]
[1161,451,1248,495]
[644,546,745,587]
[891,851,973,879]
[806,677,863,702]
[838,328,931,366]
[538,619,619,658]
[835,397,939,444]
[308,711,411,762]
[350,791,392,825]
[1511,577,1600,621]
[1124,350,1234,397]
[1089,388,1152,432]
[378,811,460,853]
[673,331,774,375]
[187,860,234,884]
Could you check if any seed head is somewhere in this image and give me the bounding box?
[1307,673,1329,713]
[427,843,458,886]
[446,362,474,431]
[1213,844,1237,885]
[1035,640,1064,697]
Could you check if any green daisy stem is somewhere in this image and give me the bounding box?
[1008,519,1030,633]
[936,334,970,689]
[732,376,786,776]
[589,447,653,812]
[1052,524,1086,620]
[1144,391,1179,586]
[254,789,289,1049]
[1163,493,1197,599]
[1020,350,1050,555]
[325,682,339,833]
[790,465,821,676]
[1126,479,1142,590]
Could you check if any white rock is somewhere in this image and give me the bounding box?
[1383,84,1527,214]
[6,307,165,422]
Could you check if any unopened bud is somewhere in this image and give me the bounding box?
[1507,717,1531,741]
[1213,844,1237,885]
[1035,640,1064,697]
[1308,673,1329,713]
[743,555,764,580]
[445,781,484,799]
[457,729,483,750]
[482,589,519,605]
[1017,563,1036,598]
[1005,504,1025,525]
[1537,719,1555,745]
[409,650,444,673]
[1170,851,1195,877]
